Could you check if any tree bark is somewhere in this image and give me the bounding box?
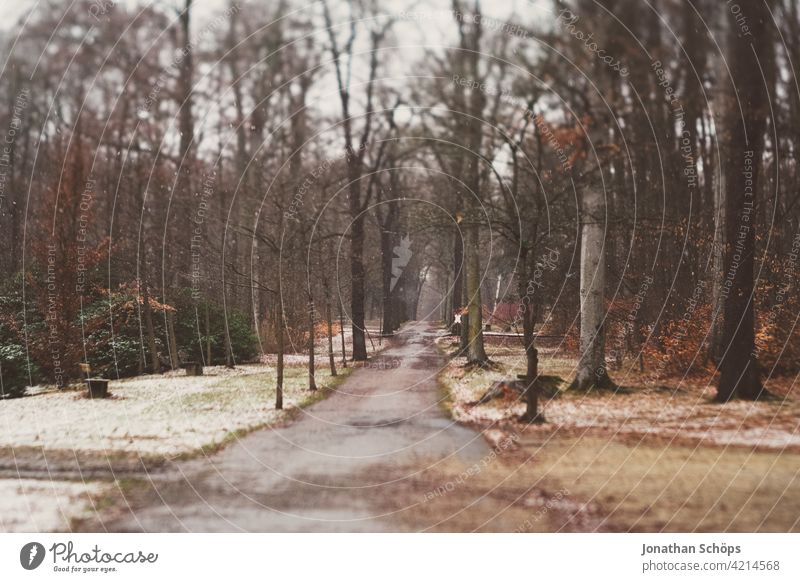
[339,309,348,367]
[571,185,615,390]
[380,223,394,335]
[276,296,284,410]
[716,0,774,402]
[205,302,212,365]
[166,311,179,370]
[142,281,160,374]
[308,298,317,391]
[349,212,368,360]
[326,293,337,376]
[465,220,487,364]
[708,149,726,364]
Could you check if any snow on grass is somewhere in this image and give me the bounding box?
[0,479,102,533]
[0,364,344,458]
[439,345,800,451]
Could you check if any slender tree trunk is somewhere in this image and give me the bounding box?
[308,298,317,391]
[326,294,337,376]
[350,213,368,360]
[224,312,234,369]
[571,185,615,390]
[166,310,179,370]
[164,0,194,373]
[142,281,159,374]
[276,298,284,410]
[518,251,543,422]
[708,155,726,363]
[339,309,348,367]
[381,228,394,335]
[465,220,487,364]
[205,302,212,365]
[459,266,469,352]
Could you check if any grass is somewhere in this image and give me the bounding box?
[427,338,800,531]
[522,434,800,531]
[167,366,353,461]
[0,363,353,463]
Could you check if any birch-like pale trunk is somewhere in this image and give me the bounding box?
[572,185,614,390]
[465,220,487,364]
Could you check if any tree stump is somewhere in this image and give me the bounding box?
[86,378,109,399]
[181,362,203,376]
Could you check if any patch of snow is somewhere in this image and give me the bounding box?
[0,479,102,533]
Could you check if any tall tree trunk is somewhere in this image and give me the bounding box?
[459,265,470,352]
[708,152,726,363]
[339,309,348,366]
[326,293,337,376]
[381,228,394,335]
[142,280,160,374]
[308,298,317,391]
[465,220,487,364]
[276,296,284,410]
[716,0,774,401]
[166,311,179,370]
[571,185,615,390]
[164,0,195,372]
[205,302,212,365]
[350,209,368,360]
[224,311,235,369]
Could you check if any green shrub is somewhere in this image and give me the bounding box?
[0,343,36,398]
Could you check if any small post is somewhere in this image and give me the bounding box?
[517,374,545,424]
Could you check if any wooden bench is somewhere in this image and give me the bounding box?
[180,361,204,376]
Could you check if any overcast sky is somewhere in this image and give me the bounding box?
[2,0,549,33]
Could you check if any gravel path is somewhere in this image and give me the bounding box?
[91,322,502,532]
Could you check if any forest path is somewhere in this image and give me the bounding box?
[96,321,512,532]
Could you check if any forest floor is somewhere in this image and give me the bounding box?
[0,362,349,532]
[2,323,799,532]
[439,337,800,452]
[434,336,800,531]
